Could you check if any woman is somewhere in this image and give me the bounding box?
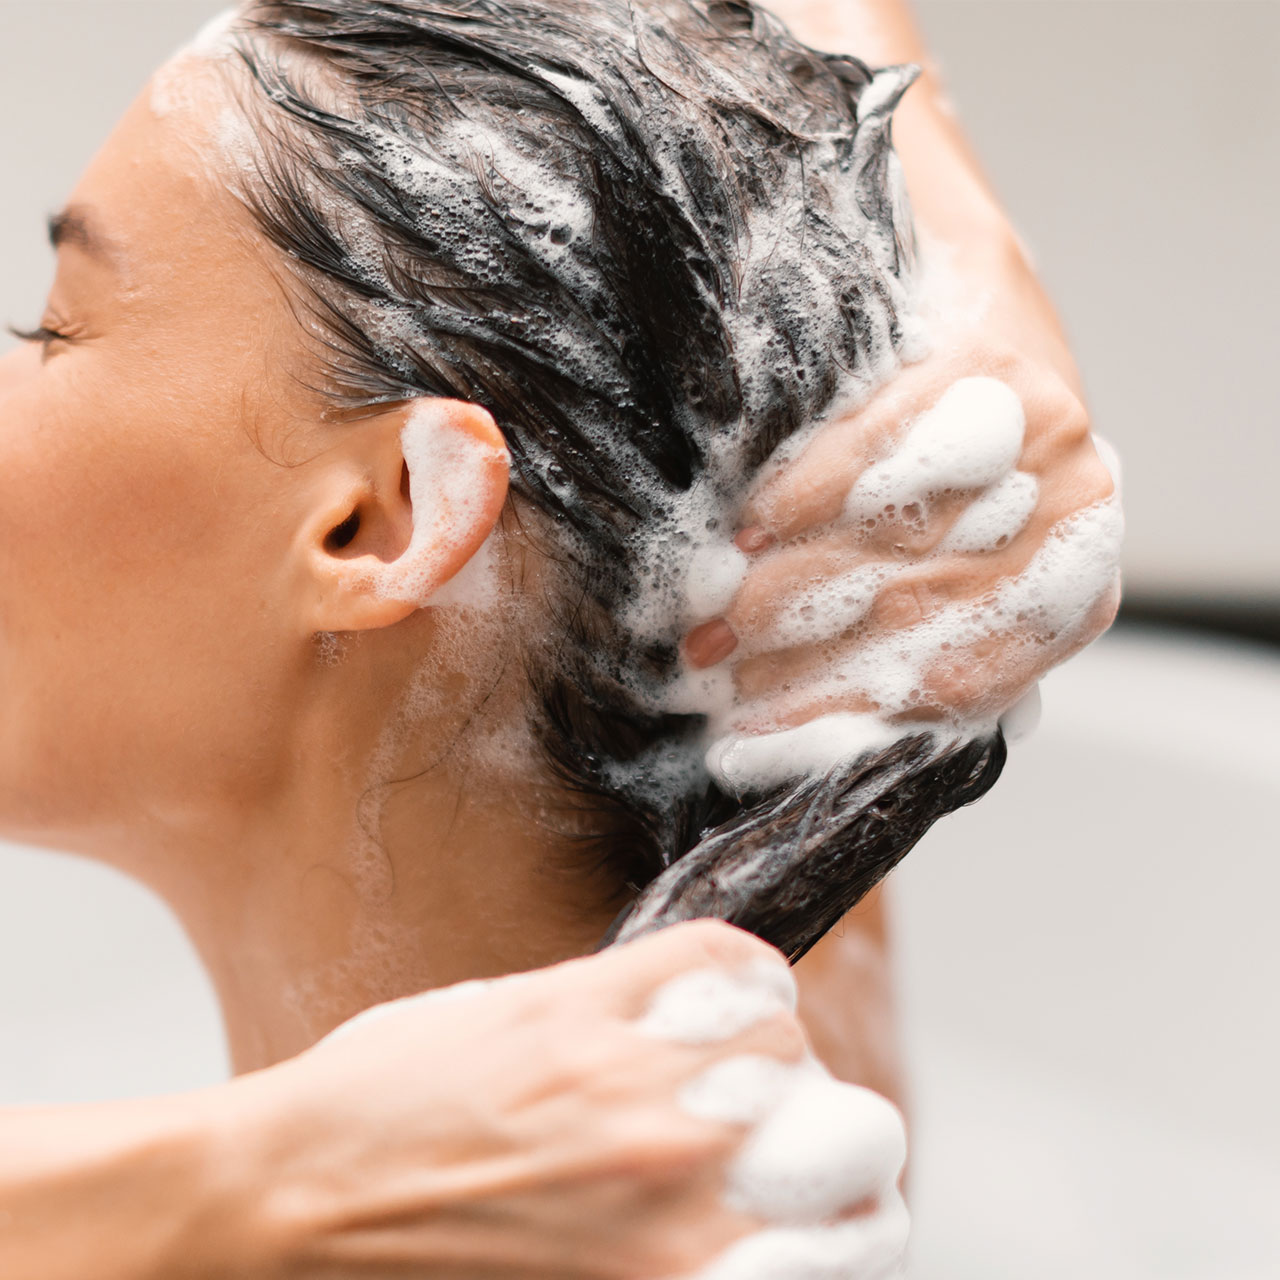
[0,0,1117,1274]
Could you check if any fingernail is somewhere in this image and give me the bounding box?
[736,526,776,554]
[684,619,739,668]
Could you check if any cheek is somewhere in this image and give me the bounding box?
[0,357,289,808]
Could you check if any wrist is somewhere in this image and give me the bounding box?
[137,1082,279,1280]
[0,1090,259,1280]
[190,1063,317,1279]
[912,212,1083,397]
[207,1052,485,1279]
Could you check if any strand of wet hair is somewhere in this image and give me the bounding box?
[598,731,1007,961]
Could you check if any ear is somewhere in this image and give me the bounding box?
[302,398,510,633]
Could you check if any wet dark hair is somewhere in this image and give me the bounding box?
[232,0,1004,960]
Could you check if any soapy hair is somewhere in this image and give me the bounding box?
[233,0,1005,960]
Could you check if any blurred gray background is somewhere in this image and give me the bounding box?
[1,3,1277,1278]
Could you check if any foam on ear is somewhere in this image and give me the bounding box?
[379,399,510,607]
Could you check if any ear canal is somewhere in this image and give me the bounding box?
[326,508,361,552]
[377,399,510,606]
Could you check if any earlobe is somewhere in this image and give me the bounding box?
[306,399,509,634]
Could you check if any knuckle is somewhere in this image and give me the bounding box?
[749,1009,809,1060]
[1023,373,1091,448]
[673,919,772,972]
[1081,450,1117,505]
[873,580,932,629]
[1058,398,1093,445]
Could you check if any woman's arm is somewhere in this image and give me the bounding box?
[771,0,1082,392]
[3,921,888,1280]
[0,1090,246,1280]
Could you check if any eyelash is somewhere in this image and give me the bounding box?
[9,323,73,350]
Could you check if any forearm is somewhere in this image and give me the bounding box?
[770,0,1082,392]
[0,1088,254,1280]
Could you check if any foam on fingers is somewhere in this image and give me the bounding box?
[641,962,910,1276]
[724,1064,907,1224]
[635,959,799,1045]
[670,369,1123,792]
[845,376,1026,521]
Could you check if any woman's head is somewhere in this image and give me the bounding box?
[0,0,1000,957]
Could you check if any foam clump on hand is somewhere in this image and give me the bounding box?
[635,958,798,1044]
[940,469,1040,553]
[706,714,903,795]
[637,964,909,1279]
[845,376,1026,519]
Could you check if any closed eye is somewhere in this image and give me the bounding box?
[8,322,78,356]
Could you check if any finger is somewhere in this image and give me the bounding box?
[860,425,1118,641]
[576,919,791,1017]
[729,562,1119,733]
[738,412,896,544]
[702,378,1109,668]
[633,1009,811,1079]
[724,486,1117,716]
[737,358,962,543]
[724,538,888,657]
[855,487,974,559]
[712,401,1117,707]
[687,499,968,669]
[726,469,1122,725]
[721,517,971,660]
[918,579,1121,718]
[916,630,1046,721]
[729,645,881,728]
[629,957,800,1045]
[739,363,1026,544]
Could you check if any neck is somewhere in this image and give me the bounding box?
[135,639,616,1073]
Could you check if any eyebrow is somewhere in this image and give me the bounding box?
[47,206,114,262]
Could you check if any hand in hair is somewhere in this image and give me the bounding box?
[693,0,1121,735]
[684,338,1121,732]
